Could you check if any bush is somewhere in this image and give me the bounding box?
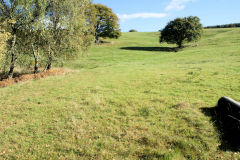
[129,29,138,32]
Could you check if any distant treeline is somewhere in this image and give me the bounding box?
[205,23,240,29]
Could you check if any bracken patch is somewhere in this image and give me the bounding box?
[0,69,75,88]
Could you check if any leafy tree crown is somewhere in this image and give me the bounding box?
[160,16,203,48]
[94,4,121,40]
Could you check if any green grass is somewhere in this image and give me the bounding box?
[0,28,240,159]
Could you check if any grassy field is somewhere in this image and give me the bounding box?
[0,28,240,159]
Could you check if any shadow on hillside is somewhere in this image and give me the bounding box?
[0,71,34,81]
[201,107,240,152]
[0,72,24,81]
[95,40,111,45]
[120,47,178,52]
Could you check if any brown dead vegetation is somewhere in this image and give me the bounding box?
[0,68,75,88]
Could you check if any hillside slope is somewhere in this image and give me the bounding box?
[0,28,240,159]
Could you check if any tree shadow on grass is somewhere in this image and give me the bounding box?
[201,107,240,152]
[120,46,179,52]
[95,40,111,45]
[0,71,31,81]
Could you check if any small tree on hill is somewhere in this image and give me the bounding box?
[94,4,121,43]
[160,16,203,49]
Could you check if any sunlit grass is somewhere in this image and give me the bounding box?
[0,28,240,159]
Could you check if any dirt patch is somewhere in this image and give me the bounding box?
[0,68,75,88]
[172,102,190,109]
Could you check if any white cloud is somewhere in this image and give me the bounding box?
[165,0,194,11]
[118,13,168,22]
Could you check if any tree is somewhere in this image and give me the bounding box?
[20,1,49,73]
[43,0,94,70]
[20,28,48,73]
[160,16,203,49]
[0,0,48,77]
[94,4,121,43]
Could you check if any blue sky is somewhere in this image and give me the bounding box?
[93,0,240,32]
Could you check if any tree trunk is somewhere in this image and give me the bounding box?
[34,56,39,74]
[8,34,17,79]
[46,45,52,71]
[95,33,99,44]
[95,24,100,44]
[177,41,183,49]
[8,54,17,78]
[46,62,52,70]
[32,44,39,74]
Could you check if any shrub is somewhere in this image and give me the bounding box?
[129,29,138,32]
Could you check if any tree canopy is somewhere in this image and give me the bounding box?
[0,0,94,77]
[160,16,203,48]
[93,4,121,43]
[0,22,9,64]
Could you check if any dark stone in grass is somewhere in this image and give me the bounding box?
[201,97,240,151]
[216,97,240,130]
